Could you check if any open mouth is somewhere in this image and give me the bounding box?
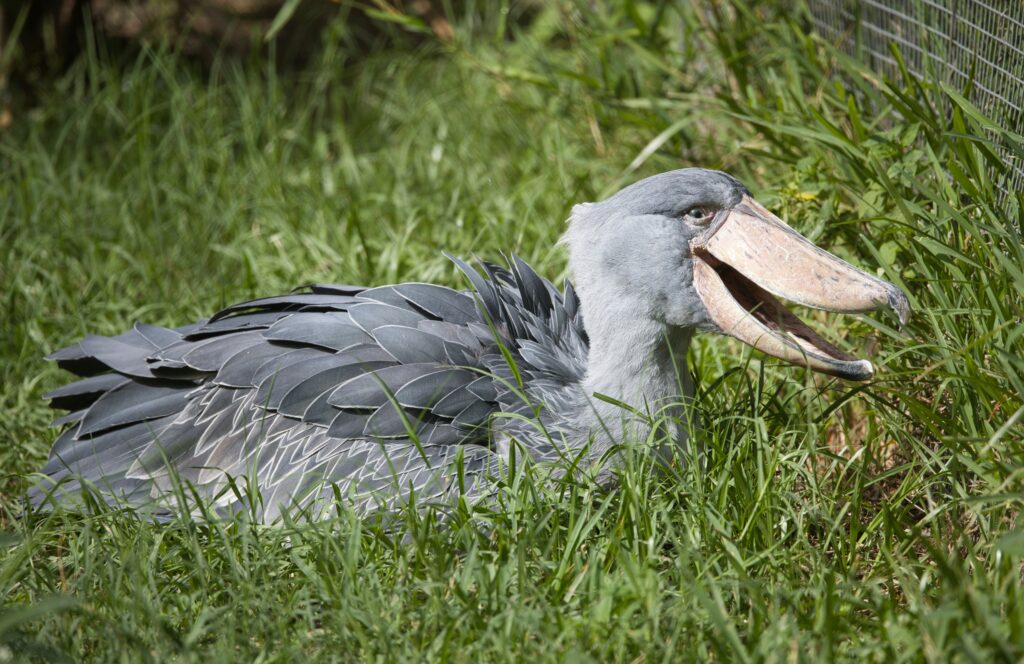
[690,196,909,381]
[698,254,870,379]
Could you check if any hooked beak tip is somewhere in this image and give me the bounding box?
[887,285,911,327]
[846,360,875,381]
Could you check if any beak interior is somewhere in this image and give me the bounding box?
[696,252,877,381]
[710,258,859,363]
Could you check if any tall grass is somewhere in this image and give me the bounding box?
[2,1,1022,660]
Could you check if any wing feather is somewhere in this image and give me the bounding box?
[44,373,130,411]
[392,283,479,323]
[77,333,159,378]
[264,313,372,351]
[179,331,266,371]
[430,385,478,417]
[451,400,494,428]
[215,342,299,388]
[393,368,476,409]
[326,363,439,409]
[249,347,332,386]
[277,361,393,418]
[77,381,191,437]
[308,284,367,296]
[208,293,360,322]
[347,302,425,333]
[327,411,371,439]
[133,322,183,348]
[371,326,448,365]
[363,404,427,439]
[188,311,289,338]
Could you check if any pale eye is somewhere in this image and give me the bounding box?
[683,207,714,224]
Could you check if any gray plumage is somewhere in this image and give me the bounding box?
[33,168,905,521]
[35,250,593,520]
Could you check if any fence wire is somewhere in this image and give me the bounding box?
[806,0,1024,198]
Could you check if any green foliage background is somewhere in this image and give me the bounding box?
[2,1,1023,660]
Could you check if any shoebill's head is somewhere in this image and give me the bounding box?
[563,168,909,380]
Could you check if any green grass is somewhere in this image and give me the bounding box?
[2,1,1023,660]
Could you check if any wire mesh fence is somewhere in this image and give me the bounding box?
[806,0,1024,200]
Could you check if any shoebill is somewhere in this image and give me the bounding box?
[33,168,910,520]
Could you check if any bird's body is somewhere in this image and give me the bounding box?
[38,258,598,519]
[34,169,909,520]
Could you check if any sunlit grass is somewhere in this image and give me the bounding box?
[2,1,1023,660]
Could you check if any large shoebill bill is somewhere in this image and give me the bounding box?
[32,168,910,521]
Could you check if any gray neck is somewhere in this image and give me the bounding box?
[577,297,694,451]
[560,201,697,457]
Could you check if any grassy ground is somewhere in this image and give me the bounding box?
[2,2,1023,661]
